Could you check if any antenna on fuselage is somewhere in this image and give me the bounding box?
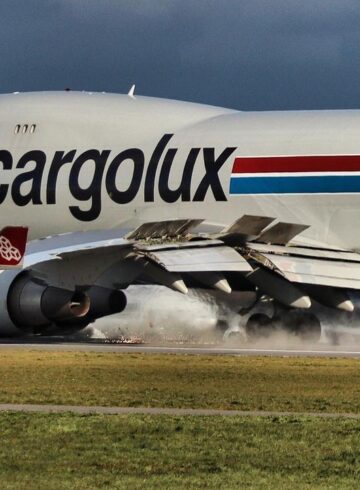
[128,84,136,97]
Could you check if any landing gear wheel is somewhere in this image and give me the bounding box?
[215,319,229,332]
[279,311,321,342]
[245,313,272,340]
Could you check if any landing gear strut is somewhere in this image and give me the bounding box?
[216,318,245,342]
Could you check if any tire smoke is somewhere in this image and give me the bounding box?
[80,285,360,348]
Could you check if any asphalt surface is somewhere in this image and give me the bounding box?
[0,339,360,357]
[0,403,359,418]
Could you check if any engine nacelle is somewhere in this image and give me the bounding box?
[7,272,90,334]
[0,269,128,336]
[84,285,127,321]
[55,285,127,329]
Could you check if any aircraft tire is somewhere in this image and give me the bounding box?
[245,313,272,340]
[278,310,321,342]
[215,319,229,332]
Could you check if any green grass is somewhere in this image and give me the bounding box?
[1,351,359,488]
[0,413,359,489]
[0,351,359,412]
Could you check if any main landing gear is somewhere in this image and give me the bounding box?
[245,309,321,342]
[214,296,322,344]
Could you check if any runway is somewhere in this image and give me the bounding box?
[0,403,359,418]
[0,340,360,357]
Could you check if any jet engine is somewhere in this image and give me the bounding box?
[6,272,90,334]
[0,268,128,336]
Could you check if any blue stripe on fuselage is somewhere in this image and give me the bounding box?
[229,175,360,194]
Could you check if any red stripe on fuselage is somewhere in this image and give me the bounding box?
[232,155,360,174]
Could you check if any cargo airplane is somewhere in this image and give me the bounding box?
[1,89,360,340]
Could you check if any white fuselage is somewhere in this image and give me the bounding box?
[1,91,360,248]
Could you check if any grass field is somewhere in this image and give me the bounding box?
[1,350,360,488]
[0,350,359,412]
[0,412,359,489]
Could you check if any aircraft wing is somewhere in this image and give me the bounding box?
[3,214,360,336]
[25,220,252,295]
[25,215,360,310]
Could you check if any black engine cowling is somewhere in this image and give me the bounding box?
[55,285,127,329]
[7,273,90,333]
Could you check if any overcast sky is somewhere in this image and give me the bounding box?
[1,0,360,111]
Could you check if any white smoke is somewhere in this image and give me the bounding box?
[79,285,360,348]
[82,285,220,342]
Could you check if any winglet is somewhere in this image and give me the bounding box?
[128,84,136,97]
[0,226,28,268]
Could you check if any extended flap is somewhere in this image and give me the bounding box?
[247,242,360,262]
[256,222,309,245]
[222,215,275,237]
[254,252,360,289]
[144,245,252,273]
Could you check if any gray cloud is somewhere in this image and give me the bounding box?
[1,0,360,110]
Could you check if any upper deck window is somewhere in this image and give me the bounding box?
[14,124,36,135]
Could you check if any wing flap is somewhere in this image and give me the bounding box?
[247,242,357,261]
[256,222,310,245]
[249,246,360,289]
[136,239,225,251]
[143,245,251,273]
[283,272,360,290]
[222,215,275,237]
